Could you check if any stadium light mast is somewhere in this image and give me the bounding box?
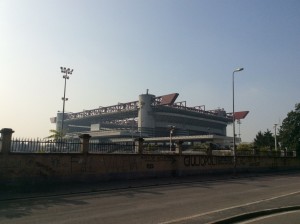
[232,67,244,170]
[60,67,73,137]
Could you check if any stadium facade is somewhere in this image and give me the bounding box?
[50,91,249,145]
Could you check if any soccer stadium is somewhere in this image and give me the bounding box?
[50,91,248,145]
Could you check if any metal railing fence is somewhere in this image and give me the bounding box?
[89,141,135,154]
[8,138,297,157]
[235,149,296,157]
[142,144,172,154]
[10,138,81,153]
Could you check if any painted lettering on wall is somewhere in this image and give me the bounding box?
[184,155,233,167]
[183,155,263,167]
[147,163,154,169]
[141,155,174,162]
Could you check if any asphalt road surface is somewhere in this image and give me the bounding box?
[1,172,300,224]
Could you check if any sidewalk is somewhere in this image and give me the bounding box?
[0,173,240,201]
[1,171,299,201]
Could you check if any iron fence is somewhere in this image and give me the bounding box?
[235,149,296,157]
[10,138,82,153]
[89,141,136,154]
[142,144,177,154]
[8,138,297,157]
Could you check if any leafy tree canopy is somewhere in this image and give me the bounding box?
[237,143,254,151]
[254,129,275,150]
[45,129,64,140]
[279,103,300,154]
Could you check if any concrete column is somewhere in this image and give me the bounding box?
[138,93,155,137]
[0,128,14,154]
[135,137,144,154]
[79,134,91,154]
[56,112,64,133]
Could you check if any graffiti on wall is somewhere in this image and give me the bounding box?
[0,156,65,178]
[141,155,176,170]
[141,155,175,162]
[101,156,138,173]
[183,155,262,167]
[183,155,231,167]
[71,156,88,173]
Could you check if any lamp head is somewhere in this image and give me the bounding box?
[234,68,244,72]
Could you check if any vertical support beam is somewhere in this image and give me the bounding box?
[0,128,14,154]
[79,134,91,154]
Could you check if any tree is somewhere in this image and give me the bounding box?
[279,103,300,156]
[237,142,254,151]
[254,131,264,149]
[254,129,275,150]
[45,129,64,141]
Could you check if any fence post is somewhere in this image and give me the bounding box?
[79,134,91,154]
[175,140,183,155]
[0,128,14,154]
[135,137,144,154]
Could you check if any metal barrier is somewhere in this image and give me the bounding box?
[8,138,297,157]
[89,141,135,154]
[235,149,296,157]
[10,138,82,153]
[142,144,173,154]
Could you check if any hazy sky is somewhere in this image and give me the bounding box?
[1,0,299,141]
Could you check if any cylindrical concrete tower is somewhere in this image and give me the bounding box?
[138,93,155,136]
[56,112,64,132]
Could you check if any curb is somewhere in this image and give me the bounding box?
[212,206,300,224]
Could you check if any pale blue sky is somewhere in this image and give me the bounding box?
[1,0,299,141]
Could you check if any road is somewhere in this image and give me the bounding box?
[1,172,300,224]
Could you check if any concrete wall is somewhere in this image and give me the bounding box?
[1,128,300,184]
[1,153,300,184]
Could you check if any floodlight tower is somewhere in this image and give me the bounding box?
[60,67,73,137]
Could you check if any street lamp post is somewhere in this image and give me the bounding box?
[237,119,242,138]
[274,124,278,152]
[60,67,73,137]
[169,126,175,151]
[232,67,244,170]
